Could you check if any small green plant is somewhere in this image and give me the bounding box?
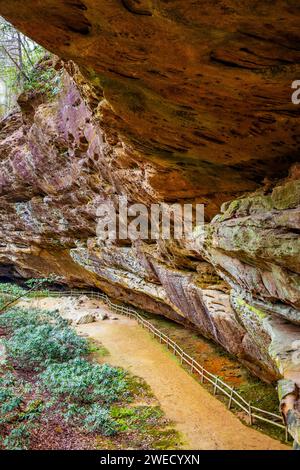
[0,371,37,431]
[0,390,22,416]
[0,381,23,422]
[3,423,32,450]
[23,64,62,98]
[110,405,163,432]
[109,406,136,432]
[19,399,44,422]
[5,324,88,370]
[87,339,109,357]
[0,306,68,332]
[0,283,26,297]
[25,274,62,290]
[39,358,127,404]
[63,403,118,436]
[83,405,117,435]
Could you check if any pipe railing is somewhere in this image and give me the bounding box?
[9,288,289,441]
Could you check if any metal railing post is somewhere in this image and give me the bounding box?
[285,425,289,442]
[213,376,218,395]
[248,402,253,425]
[228,387,234,409]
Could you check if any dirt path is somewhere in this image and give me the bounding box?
[77,313,288,450]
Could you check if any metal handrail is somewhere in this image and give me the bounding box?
[25,288,288,439]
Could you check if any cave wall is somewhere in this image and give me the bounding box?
[0,1,300,218]
[0,0,300,444]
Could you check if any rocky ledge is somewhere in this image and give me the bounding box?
[0,0,299,446]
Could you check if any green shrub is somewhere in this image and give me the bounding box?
[0,372,28,427]
[19,399,44,423]
[0,390,22,416]
[39,358,127,404]
[5,324,88,370]
[64,403,117,436]
[0,283,26,297]
[23,65,61,98]
[0,383,22,421]
[0,370,15,386]
[0,307,68,332]
[83,405,117,435]
[3,423,31,450]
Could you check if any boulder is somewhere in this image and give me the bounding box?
[97,312,109,321]
[77,295,89,305]
[74,312,96,325]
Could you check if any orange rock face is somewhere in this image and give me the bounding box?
[0,1,300,217]
[0,1,300,443]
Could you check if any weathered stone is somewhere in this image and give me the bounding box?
[0,0,300,445]
[0,65,298,390]
[78,295,90,305]
[97,312,108,321]
[1,1,300,219]
[204,178,300,312]
[74,312,96,325]
[287,410,300,448]
[278,379,297,403]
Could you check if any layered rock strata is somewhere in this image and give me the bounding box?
[0,0,300,444]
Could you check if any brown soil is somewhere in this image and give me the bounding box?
[145,314,249,387]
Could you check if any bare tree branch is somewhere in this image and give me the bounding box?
[0,44,29,80]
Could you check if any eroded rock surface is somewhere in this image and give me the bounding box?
[0,0,300,444]
[1,1,300,218]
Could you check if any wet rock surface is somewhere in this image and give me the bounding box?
[0,1,299,445]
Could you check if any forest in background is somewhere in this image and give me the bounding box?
[0,17,46,117]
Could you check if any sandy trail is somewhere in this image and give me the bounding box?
[21,296,288,450]
[77,313,288,450]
